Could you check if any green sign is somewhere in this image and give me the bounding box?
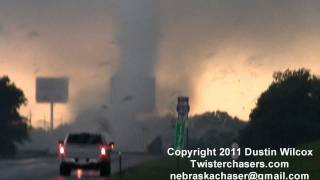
[175,117,187,150]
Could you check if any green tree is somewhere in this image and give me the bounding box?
[240,69,320,148]
[189,111,246,148]
[0,76,28,158]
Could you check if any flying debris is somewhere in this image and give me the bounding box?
[101,104,109,110]
[26,31,40,39]
[170,91,181,97]
[98,61,110,67]
[33,67,40,74]
[120,95,133,103]
[99,120,114,134]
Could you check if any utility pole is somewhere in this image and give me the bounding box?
[50,102,54,131]
[29,110,32,128]
[60,115,63,126]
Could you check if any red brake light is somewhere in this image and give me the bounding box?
[59,143,65,156]
[100,146,108,159]
[101,147,106,156]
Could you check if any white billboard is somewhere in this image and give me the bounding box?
[36,77,69,103]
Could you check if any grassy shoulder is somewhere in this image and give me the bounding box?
[108,157,192,180]
[109,142,320,180]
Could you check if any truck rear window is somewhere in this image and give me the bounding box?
[67,134,103,144]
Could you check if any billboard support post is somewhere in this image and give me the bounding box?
[50,102,54,131]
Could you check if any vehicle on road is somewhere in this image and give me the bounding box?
[58,133,114,177]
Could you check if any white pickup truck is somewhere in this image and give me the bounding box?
[58,133,114,177]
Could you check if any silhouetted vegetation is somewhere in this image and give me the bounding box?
[189,111,246,148]
[0,76,28,158]
[240,69,320,148]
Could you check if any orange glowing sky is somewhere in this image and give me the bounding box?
[1,0,320,127]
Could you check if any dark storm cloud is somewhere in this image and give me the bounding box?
[159,0,320,64]
[1,0,320,117]
[0,24,8,37]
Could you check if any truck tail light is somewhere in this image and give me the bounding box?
[59,143,65,156]
[100,146,107,158]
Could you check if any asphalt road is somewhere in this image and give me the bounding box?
[0,153,157,180]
